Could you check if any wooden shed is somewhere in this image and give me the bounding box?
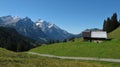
[82,31,107,42]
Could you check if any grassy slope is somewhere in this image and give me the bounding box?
[108,27,120,39]
[1,27,120,67]
[30,39,120,59]
[1,48,120,67]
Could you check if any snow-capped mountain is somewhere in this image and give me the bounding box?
[0,16,47,43]
[35,19,74,41]
[0,15,20,26]
[15,17,47,43]
[0,15,75,43]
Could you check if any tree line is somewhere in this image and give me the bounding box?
[103,13,120,33]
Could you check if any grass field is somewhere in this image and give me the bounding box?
[0,48,120,67]
[30,38,120,59]
[108,27,120,39]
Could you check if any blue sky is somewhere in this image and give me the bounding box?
[0,0,120,34]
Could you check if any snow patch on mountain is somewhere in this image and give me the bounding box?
[35,19,74,41]
[0,15,75,42]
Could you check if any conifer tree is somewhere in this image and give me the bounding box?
[103,13,119,33]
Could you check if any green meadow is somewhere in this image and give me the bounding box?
[30,27,120,59]
[0,48,120,67]
[30,38,120,59]
[108,27,120,39]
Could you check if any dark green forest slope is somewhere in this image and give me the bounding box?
[0,27,36,52]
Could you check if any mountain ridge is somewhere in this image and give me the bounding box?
[0,15,75,43]
[35,19,74,41]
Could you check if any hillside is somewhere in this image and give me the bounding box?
[0,27,35,52]
[0,48,120,67]
[30,38,120,59]
[108,26,120,39]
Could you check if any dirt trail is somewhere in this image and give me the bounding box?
[27,52,120,63]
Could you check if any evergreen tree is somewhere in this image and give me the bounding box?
[107,17,112,33]
[68,37,75,42]
[111,13,119,30]
[103,20,107,31]
[63,39,67,42]
[103,13,119,33]
[56,40,60,43]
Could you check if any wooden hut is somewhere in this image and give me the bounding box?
[82,31,107,42]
